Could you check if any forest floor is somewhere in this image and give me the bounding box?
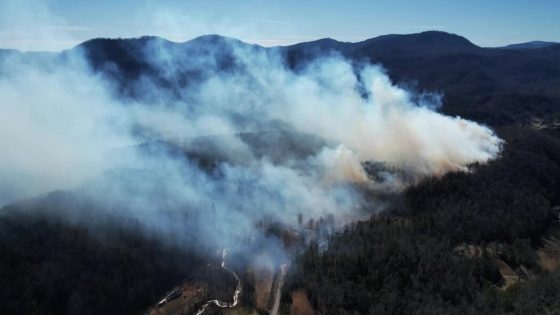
[146,256,281,315]
[537,218,560,272]
[251,259,274,310]
[496,260,519,289]
[537,219,560,272]
[147,283,207,315]
[290,290,315,315]
[537,249,559,272]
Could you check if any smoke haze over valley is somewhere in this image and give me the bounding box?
[0,34,503,248]
[2,1,560,315]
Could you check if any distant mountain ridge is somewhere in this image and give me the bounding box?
[501,40,559,50]
[73,31,560,126]
[352,31,481,53]
[3,31,560,126]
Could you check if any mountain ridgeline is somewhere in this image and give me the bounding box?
[71,31,560,126]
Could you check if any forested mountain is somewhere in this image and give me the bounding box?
[71,31,560,125]
[1,31,560,314]
[0,200,202,315]
[501,41,559,50]
[75,31,560,101]
[287,127,560,314]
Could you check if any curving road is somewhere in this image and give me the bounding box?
[270,263,288,315]
[195,249,241,315]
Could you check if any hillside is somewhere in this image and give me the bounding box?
[501,41,559,50]
[1,31,560,314]
[67,31,560,126]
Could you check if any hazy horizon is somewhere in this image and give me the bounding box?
[1,0,559,52]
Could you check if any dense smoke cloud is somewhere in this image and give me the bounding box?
[0,0,87,51]
[179,49,502,179]
[0,53,131,205]
[0,35,503,251]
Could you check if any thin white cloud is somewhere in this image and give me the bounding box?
[0,0,87,51]
[243,37,310,46]
[0,38,82,51]
[248,18,290,26]
[43,24,97,32]
[410,25,446,31]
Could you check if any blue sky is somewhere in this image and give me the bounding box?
[1,0,559,51]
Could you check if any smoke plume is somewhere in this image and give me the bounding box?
[0,33,503,252]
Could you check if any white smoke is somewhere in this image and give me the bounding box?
[171,48,502,180]
[0,41,503,249]
[0,0,87,51]
[0,53,133,204]
[0,2,503,251]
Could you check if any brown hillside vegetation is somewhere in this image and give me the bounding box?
[290,290,315,315]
